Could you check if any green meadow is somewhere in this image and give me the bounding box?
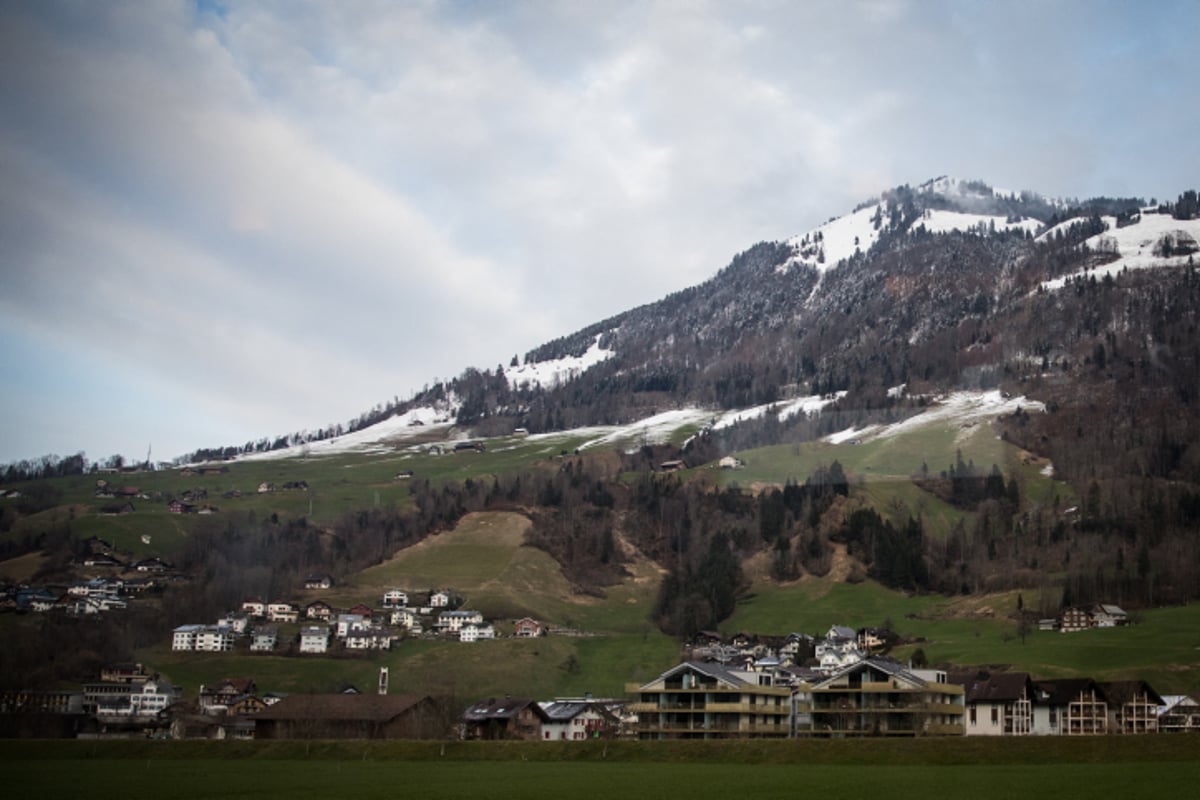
[3,738,1197,800]
[2,409,1194,703]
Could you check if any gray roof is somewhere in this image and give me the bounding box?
[815,656,926,689]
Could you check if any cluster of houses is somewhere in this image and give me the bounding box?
[1,539,172,615]
[6,632,1198,741]
[171,584,538,656]
[621,624,1200,739]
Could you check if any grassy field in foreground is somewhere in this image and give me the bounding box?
[3,738,1197,800]
[7,760,1196,800]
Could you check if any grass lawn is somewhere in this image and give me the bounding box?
[3,737,1197,800]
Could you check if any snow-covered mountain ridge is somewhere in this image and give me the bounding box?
[185,177,1198,471]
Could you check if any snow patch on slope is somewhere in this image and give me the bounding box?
[712,392,846,429]
[1040,212,1200,291]
[506,333,615,389]
[824,390,1044,445]
[781,204,882,274]
[232,400,460,461]
[912,209,1040,236]
[573,408,714,451]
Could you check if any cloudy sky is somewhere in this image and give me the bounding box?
[1,0,1196,465]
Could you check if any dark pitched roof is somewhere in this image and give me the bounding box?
[1034,678,1107,706]
[1098,680,1163,707]
[255,694,429,722]
[948,670,1034,703]
[462,697,548,722]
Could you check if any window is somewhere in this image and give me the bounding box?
[991,708,999,724]
[969,707,976,725]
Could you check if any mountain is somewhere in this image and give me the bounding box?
[169,177,1200,616]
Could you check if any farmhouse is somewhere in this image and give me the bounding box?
[462,696,548,740]
[513,617,543,638]
[254,694,443,739]
[1058,607,1094,633]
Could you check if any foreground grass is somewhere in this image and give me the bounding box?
[3,739,1197,800]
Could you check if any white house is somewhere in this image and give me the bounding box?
[438,609,483,632]
[815,625,864,672]
[250,628,278,652]
[267,601,299,623]
[345,626,392,651]
[299,625,330,654]
[172,624,202,651]
[539,698,618,741]
[390,608,418,629]
[429,590,451,608]
[382,589,408,608]
[459,623,495,643]
[219,613,251,635]
[128,679,178,717]
[195,625,236,652]
[1092,604,1129,627]
[335,613,367,638]
[241,599,266,617]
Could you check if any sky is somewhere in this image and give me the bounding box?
[1,0,1197,466]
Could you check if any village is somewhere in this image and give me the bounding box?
[2,596,1198,740]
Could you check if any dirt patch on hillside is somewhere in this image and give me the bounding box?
[826,542,852,583]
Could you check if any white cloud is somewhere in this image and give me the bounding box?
[0,0,1197,462]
